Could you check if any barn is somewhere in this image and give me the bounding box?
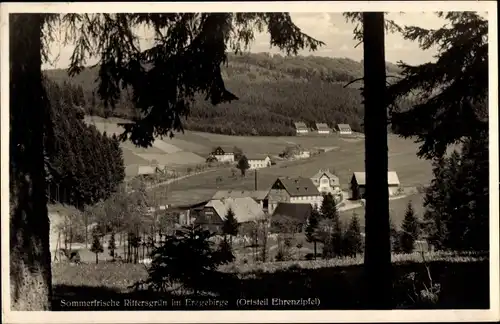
[316,123,331,134]
[294,122,309,135]
[350,171,401,200]
[336,123,352,135]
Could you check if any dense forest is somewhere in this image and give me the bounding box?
[44,52,405,136]
[44,78,125,208]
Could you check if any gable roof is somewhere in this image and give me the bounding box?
[294,122,308,130]
[272,202,312,224]
[337,124,352,131]
[212,190,269,201]
[316,123,330,131]
[352,171,400,186]
[246,154,270,161]
[273,177,321,196]
[211,146,234,155]
[205,197,266,223]
[311,169,339,181]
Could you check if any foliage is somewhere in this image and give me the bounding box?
[90,230,104,264]
[233,146,243,160]
[388,12,488,160]
[305,206,321,259]
[423,133,489,252]
[399,201,420,253]
[144,225,234,294]
[236,155,250,176]
[343,212,364,257]
[390,217,402,253]
[44,78,125,208]
[222,208,239,244]
[108,232,117,259]
[320,193,338,220]
[42,52,405,136]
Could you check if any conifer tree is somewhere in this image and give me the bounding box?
[108,232,117,260]
[90,230,104,264]
[399,201,420,253]
[236,155,250,177]
[343,212,363,257]
[320,193,338,220]
[305,206,321,259]
[222,207,239,247]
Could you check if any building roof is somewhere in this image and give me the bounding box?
[212,190,269,201]
[205,197,266,223]
[337,124,352,131]
[211,146,234,155]
[311,169,339,182]
[273,177,321,197]
[352,171,400,186]
[246,154,270,161]
[316,123,330,131]
[294,122,308,130]
[272,202,312,224]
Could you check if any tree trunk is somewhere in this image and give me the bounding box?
[9,14,52,310]
[95,253,98,264]
[362,12,393,309]
[313,241,317,259]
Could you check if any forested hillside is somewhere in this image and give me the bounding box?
[44,78,125,208]
[44,52,404,136]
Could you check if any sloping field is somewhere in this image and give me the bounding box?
[154,134,433,206]
[136,151,205,166]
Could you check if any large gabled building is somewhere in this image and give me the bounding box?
[267,176,323,214]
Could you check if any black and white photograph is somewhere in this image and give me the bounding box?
[1,1,498,322]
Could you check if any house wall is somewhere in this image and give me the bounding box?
[318,130,330,134]
[339,129,352,135]
[199,207,224,232]
[388,185,400,196]
[293,151,310,159]
[296,129,308,134]
[248,157,270,170]
[289,195,323,209]
[214,153,235,163]
[268,189,291,214]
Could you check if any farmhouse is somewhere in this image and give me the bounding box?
[350,171,401,200]
[271,202,313,233]
[212,190,269,210]
[311,169,341,196]
[294,122,309,135]
[247,154,272,170]
[316,123,331,135]
[198,197,266,233]
[267,177,323,214]
[336,123,352,135]
[293,150,311,160]
[210,146,235,163]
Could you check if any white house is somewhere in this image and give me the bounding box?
[210,146,235,163]
[293,150,311,159]
[294,122,309,135]
[316,123,331,135]
[267,177,323,214]
[350,171,401,200]
[247,154,271,170]
[336,123,352,135]
[310,169,341,196]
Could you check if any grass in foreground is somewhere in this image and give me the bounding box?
[52,252,488,310]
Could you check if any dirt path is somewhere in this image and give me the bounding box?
[146,168,219,190]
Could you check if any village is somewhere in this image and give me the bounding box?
[168,121,404,239]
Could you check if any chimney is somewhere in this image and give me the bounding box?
[255,169,258,190]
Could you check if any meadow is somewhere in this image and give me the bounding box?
[151,132,433,209]
[52,252,489,310]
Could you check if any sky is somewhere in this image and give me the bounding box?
[43,12,458,70]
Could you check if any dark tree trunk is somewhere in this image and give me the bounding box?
[9,14,52,310]
[313,241,317,259]
[362,12,393,309]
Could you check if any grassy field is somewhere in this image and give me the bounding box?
[151,133,433,206]
[52,252,489,310]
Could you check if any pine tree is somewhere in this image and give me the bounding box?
[108,232,117,260]
[331,217,344,257]
[222,208,239,246]
[389,217,401,253]
[305,206,321,259]
[90,230,104,264]
[343,212,363,257]
[236,155,250,177]
[320,193,338,220]
[399,201,420,253]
